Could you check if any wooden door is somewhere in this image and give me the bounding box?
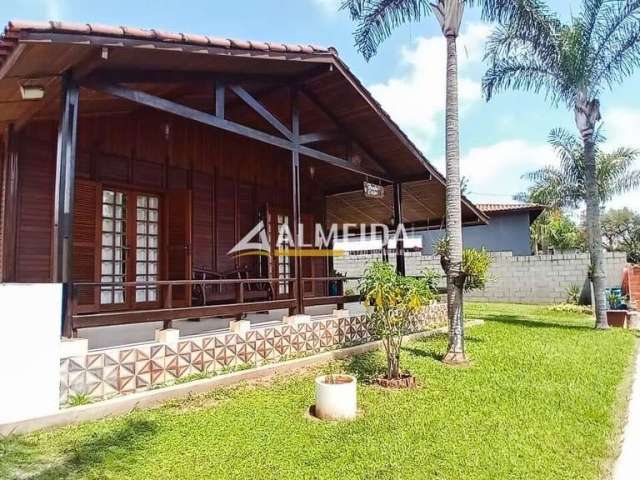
[166,189,192,307]
[98,187,163,311]
[268,207,292,299]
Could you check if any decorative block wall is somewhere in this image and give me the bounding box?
[335,251,628,304]
[60,304,447,405]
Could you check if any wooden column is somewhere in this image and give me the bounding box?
[1,124,19,282]
[291,89,304,314]
[393,183,405,276]
[53,74,80,337]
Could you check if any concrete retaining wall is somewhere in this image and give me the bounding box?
[334,251,628,304]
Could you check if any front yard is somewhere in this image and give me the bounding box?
[1,304,637,480]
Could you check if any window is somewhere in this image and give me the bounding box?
[276,214,291,295]
[100,190,126,305]
[135,194,160,303]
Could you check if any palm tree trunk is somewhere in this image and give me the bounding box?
[442,34,467,364]
[583,135,608,328]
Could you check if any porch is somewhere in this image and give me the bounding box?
[0,21,487,348]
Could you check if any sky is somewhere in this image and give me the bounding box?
[2,0,640,211]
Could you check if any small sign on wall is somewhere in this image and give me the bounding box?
[363,182,384,198]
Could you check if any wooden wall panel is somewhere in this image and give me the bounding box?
[15,110,327,291]
[216,176,236,273]
[15,135,55,282]
[192,172,214,271]
[237,182,255,271]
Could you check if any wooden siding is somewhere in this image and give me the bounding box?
[12,111,325,288]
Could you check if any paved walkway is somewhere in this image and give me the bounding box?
[614,347,640,480]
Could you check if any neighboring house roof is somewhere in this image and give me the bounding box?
[0,19,489,226]
[476,203,546,223]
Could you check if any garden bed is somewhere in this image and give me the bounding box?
[0,303,636,480]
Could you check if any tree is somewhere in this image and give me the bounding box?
[342,0,518,364]
[515,128,640,210]
[483,0,640,329]
[601,208,640,262]
[360,261,436,381]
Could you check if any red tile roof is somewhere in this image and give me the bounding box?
[476,203,546,214]
[0,20,335,70]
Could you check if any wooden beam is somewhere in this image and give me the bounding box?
[81,80,393,182]
[299,129,344,145]
[291,88,304,314]
[53,74,79,337]
[215,81,225,118]
[1,125,19,281]
[393,183,405,276]
[0,43,25,80]
[84,69,299,86]
[72,299,297,329]
[230,84,292,139]
[299,86,391,176]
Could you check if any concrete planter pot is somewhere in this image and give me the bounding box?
[314,374,357,421]
[606,310,628,328]
[628,312,640,331]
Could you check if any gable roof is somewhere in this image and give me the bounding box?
[0,19,488,226]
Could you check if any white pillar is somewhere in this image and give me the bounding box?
[0,283,62,424]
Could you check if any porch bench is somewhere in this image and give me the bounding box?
[192,267,273,306]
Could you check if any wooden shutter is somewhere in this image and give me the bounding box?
[15,137,54,282]
[72,179,100,312]
[192,173,214,271]
[216,177,236,273]
[166,189,192,307]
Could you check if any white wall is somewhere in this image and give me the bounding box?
[0,283,62,424]
[334,251,628,304]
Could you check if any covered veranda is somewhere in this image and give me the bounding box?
[0,21,487,349]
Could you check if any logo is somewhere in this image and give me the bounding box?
[228,221,409,257]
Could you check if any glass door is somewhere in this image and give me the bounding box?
[99,187,161,309]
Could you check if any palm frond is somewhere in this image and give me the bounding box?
[341,0,431,60]
[482,56,568,103]
[591,0,640,61]
[593,22,640,89]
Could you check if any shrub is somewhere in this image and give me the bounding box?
[434,237,492,292]
[566,284,581,305]
[359,261,436,379]
[546,303,592,315]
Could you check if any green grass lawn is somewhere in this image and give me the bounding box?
[1,304,637,480]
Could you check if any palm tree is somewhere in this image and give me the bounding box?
[483,0,640,329]
[342,0,519,364]
[516,128,640,209]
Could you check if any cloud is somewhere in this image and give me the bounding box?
[430,139,557,204]
[601,107,640,209]
[43,0,64,19]
[603,107,640,150]
[368,22,492,151]
[311,0,342,15]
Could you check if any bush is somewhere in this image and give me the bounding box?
[546,303,592,315]
[359,261,437,379]
[565,284,581,305]
[434,237,492,292]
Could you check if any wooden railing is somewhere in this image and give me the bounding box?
[68,276,364,335]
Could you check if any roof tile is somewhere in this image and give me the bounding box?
[1,19,334,60]
[89,23,125,36]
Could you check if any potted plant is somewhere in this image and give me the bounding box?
[314,369,357,421]
[606,290,628,328]
[359,261,436,388]
[328,270,344,297]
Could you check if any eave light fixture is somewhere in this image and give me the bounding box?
[19,84,45,101]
